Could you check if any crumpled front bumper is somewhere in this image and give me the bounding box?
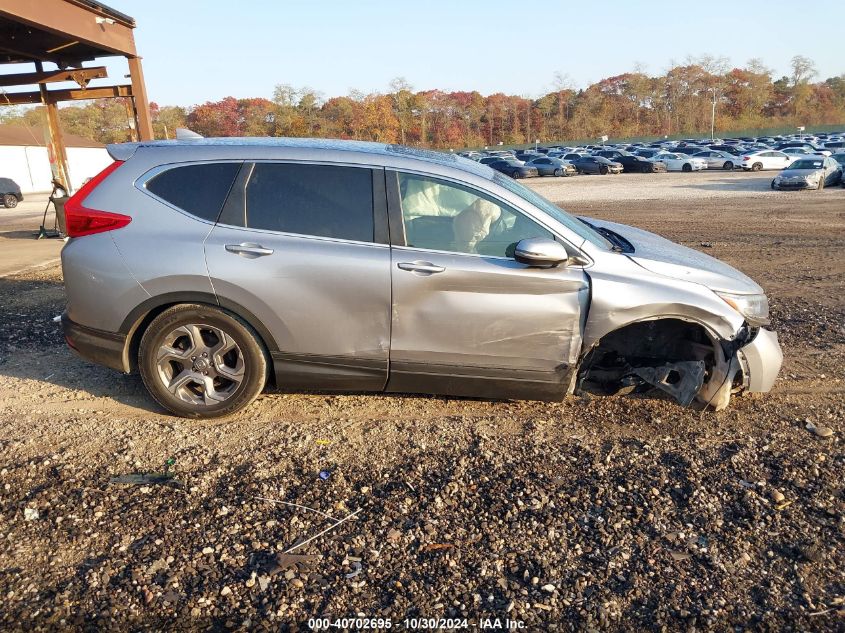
[738,328,783,392]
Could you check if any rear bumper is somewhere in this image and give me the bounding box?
[61,312,128,372]
[739,328,782,392]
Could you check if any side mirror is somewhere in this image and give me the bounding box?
[514,237,570,268]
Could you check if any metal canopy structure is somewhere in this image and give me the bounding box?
[0,0,153,191]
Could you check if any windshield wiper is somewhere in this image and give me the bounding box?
[577,219,633,253]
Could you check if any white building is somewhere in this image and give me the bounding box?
[0,124,112,194]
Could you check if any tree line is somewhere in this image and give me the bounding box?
[2,56,843,147]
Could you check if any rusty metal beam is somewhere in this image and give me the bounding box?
[0,84,133,105]
[35,61,71,192]
[127,56,153,141]
[0,0,137,58]
[0,66,107,88]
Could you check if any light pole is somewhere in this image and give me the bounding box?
[709,87,717,140]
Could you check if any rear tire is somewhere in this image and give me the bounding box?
[723,161,733,170]
[752,162,763,171]
[641,164,650,173]
[682,163,692,172]
[771,180,777,190]
[818,178,824,190]
[138,304,268,418]
[2,194,17,208]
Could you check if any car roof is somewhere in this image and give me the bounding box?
[107,137,494,180]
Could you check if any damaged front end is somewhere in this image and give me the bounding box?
[575,319,760,410]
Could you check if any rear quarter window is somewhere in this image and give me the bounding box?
[145,162,240,222]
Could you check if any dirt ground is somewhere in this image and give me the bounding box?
[0,173,843,630]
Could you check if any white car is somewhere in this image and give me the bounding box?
[782,147,830,159]
[740,150,794,171]
[652,152,707,172]
[692,150,741,170]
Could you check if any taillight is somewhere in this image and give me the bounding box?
[742,156,750,161]
[64,161,131,237]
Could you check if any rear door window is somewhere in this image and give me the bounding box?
[145,162,241,222]
[242,163,374,242]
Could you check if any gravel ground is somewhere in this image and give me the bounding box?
[0,175,843,630]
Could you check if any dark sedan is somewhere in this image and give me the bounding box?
[0,177,23,208]
[524,156,577,177]
[571,155,623,175]
[616,154,667,173]
[488,159,539,179]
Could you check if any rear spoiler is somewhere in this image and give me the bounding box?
[106,142,141,161]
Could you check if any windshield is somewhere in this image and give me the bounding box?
[789,159,823,170]
[492,173,613,249]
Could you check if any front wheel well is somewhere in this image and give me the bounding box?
[577,318,723,402]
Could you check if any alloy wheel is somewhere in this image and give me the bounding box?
[155,323,244,406]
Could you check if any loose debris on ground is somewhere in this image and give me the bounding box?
[0,194,843,630]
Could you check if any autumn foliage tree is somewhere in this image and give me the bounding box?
[4,56,842,147]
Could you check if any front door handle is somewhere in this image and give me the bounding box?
[225,243,274,257]
[397,261,445,274]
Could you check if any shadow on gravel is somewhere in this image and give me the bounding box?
[0,275,167,415]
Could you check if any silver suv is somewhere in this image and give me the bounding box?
[60,138,782,418]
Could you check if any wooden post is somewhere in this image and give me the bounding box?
[127,56,153,140]
[35,61,71,192]
[124,97,139,142]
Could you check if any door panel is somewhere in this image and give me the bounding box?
[205,226,391,390]
[385,168,589,399]
[204,162,391,391]
[388,247,589,399]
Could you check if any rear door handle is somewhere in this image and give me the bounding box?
[225,243,274,257]
[397,261,445,274]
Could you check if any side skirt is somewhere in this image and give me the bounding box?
[271,352,387,392]
[385,361,572,402]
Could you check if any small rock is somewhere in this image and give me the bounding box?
[201,547,214,555]
[771,490,785,503]
[23,508,39,521]
[220,586,232,596]
[541,584,556,593]
[813,425,833,438]
[386,528,402,543]
[258,575,270,591]
[245,572,256,588]
[291,578,304,588]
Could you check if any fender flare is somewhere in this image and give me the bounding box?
[118,292,280,372]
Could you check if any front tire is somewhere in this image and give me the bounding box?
[554,168,563,177]
[511,170,521,179]
[682,163,692,172]
[752,162,763,171]
[2,194,18,208]
[818,178,824,190]
[599,165,609,175]
[138,304,268,418]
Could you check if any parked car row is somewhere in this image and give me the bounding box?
[458,130,845,190]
